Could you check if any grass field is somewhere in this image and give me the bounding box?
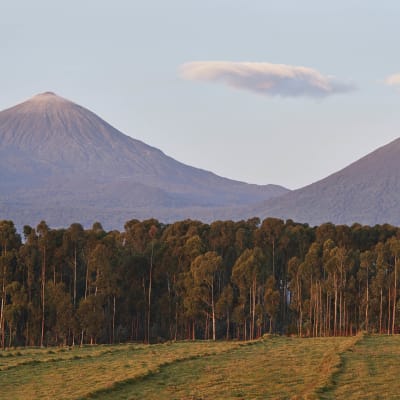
[1,334,400,399]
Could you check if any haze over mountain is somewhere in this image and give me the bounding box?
[0,92,289,229]
[247,137,400,226]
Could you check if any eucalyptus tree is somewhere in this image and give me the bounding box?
[123,219,163,342]
[46,282,72,345]
[216,283,233,339]
[389,237,400,334]
[37,221,50,347]
[77,294,105,345]
[326,245,352,336]
[63,223,85,309]
[0,221,21,348]
[300,242,322,337]
[4,281,27,347]
[18,226,40,345]
[359,250,375,331]
[255,218,284,279]
[322,239,336,336]
[287,256,303,336]
[159,221,205,340]
[373,242,390,333]
[190,251,222,340]
[264,276,280,334]
[208,220,236,259]
[232,247,266,340]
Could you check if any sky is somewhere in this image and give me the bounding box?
[1,0,400,189]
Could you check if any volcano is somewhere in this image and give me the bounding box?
[0,92,289,229]
[247,137,400,226]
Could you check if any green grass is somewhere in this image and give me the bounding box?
[2,334,400,399]
[319,335,400,399]
[88,336,358,400]
[0,341,241,400]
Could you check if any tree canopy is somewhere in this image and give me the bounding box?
[1,217,400,347]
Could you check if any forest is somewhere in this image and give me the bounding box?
[0,217,400,348]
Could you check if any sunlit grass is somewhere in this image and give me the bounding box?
[87,336,358,400]
[5,334,400,400]
[0,341,241,400]
[320,335,400,399]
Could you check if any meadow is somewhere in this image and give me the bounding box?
[1,334,399,399]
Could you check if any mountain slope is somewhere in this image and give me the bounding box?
[248,137,400,226]
[0,92,289,228]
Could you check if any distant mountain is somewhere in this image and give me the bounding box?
[0,92,289,229]
[247,137,400,226]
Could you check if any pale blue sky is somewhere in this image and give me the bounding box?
[1,0,400,188]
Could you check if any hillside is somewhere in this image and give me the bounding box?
[248,137,400,226]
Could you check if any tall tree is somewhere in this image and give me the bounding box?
[264,276,280,334]
[232,247,266,340]
[0,221,21,348]
[359,250,375,332]
[389,237,400,334]
[63,224,84,309]
[37,221,50,347]
[288,256,303,336]
[190,251,222,340]
[147,224,158,344]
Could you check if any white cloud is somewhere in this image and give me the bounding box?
[180,61,355,98]
[384,73,400,86]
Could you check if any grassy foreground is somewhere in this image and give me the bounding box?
[1,334,400,399]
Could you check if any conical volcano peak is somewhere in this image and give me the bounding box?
[0,91,164,169]
[29,91,70,104]
[0,91,95,153]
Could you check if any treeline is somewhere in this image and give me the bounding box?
[1,217,400,347]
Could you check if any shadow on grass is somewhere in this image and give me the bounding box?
[315,333,365,400]
[82,341,260,400]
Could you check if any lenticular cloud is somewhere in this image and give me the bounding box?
[180,61,355,98]
[384,73,400,87]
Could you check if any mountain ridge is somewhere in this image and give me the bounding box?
[247,136,400,226]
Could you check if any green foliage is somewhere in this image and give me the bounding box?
[0,217,400,345]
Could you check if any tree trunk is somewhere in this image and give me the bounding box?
[253,278,257,340]
[380,287,383,334]
[388,286,391,335]
[41,246,46,347]
[1,246,7,349]
[334,273,338,336]
[8,324,12,348]
[226,309,230,340]
[392,257,397,335]
[0,274,5,349]
[74,246,77,308]
[174,308,178,341]
[272,239,275,278]
[296,273,302,336]
[211,282,216,341]
[85,260,89,299]
[112,295,116,344]
[339,289,342,336]
[365,265,369,332]
[147,240,154,344]
[309,277,313,337]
